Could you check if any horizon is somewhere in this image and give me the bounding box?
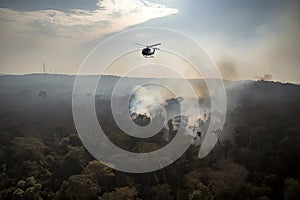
[0,72,299,85]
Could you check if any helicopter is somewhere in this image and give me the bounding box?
[135,43,161,58]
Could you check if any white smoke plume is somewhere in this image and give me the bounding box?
[255,74,273,81]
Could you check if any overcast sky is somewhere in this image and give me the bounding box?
[0,0,299,82]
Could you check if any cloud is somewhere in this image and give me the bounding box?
[0,0,178,41]
[0,0,100,12]
[0,0,178,74]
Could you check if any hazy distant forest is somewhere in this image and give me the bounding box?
[0,75,299,200]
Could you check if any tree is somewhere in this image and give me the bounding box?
[279,128,300,177]
[82,160,116,192]
[207,160,248,199]
[284,178,300,200]
[183,170,211,200]
[233,126,249,147]
[57,174,100,200]
[149,184,173,200]
[100,186,138,200]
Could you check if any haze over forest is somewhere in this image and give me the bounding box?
[0,74,299,199]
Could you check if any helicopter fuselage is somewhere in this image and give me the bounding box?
[142,47,156,57]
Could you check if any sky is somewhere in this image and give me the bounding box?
[0,0,299,82]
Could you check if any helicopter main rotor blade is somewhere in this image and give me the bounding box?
[148,43,162,47]
[134,43,148,47]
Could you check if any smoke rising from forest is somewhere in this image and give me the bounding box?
[217,55,239,80]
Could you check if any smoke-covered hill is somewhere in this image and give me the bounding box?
[0,73,298,128]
